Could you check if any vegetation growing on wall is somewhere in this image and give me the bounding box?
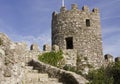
[86,62,120,84]
[38,50,64,67]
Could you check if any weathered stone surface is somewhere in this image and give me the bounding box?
[0,48,5,82]
[63,49,77,66]
[30,43,40,51]
[0,3,118,84]
[0,48,5,56]
[115,57,120,62]
[23,65,63,84]
[43,44,51,51]
[0,33,25,84]
[104,54,113,62]
[0,33,11,47]
[28,59,88,84]
[3,66,12,77]
[52,45,60,52]
[52,4,104,69]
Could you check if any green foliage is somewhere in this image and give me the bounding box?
[86,67,113,84]
[63,65,83,75]
[86,62,120,84]
[0,38,3,45]
[63,65,76,72]
[111,62,120,84]
[38,50,64,67]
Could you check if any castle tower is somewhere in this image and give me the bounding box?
[52,4,104,68]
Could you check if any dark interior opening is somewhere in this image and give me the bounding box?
[66,37,73,49]
[86,19,90,27]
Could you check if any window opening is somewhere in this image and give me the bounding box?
[65,37,73,49]
[86,19,90,27]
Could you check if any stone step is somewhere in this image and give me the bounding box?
[49,78,59,82]
[25,66,33,70]
[24,73,49,82]
[23,65,63,84]
[39,81,63,84]
[38,73,49,82]
[32,70,39,73]
[27,82,63,84]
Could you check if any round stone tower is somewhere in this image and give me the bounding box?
[52,4,104,68]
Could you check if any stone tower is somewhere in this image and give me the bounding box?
[52,4,104,69]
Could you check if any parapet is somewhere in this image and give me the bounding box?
[92,8,99,13]
[43,44,51,52]
[104,54,113,62]
[115,57,120,62]
[71,4,78,10]
[30,43,40,51]
[52,11,57,17]
[60,6,67,12]
[82,6,89,12]
[58,4,99,14]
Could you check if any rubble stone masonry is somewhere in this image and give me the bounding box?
[52,4,104,68]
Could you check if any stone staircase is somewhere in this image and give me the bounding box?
[23,65,63,84]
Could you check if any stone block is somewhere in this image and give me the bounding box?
[43,44,51,51]
[115,57,120,62]
[52,45,59,52]
[104,54,113,62]
[30,43,40,51]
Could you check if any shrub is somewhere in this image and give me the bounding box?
[63,65,76,72]
[38,50,64,67]
[86,62,120,84]
[111,62,120,84]
[86,67,114,84]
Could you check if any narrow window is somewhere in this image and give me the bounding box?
[86,19,90,27]
[65,37,73,49]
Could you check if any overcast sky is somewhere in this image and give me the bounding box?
[0,0,120,57]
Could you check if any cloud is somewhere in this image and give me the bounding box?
[9,33,51,50]
[102,26,120,57]
[0,0,119,57]
[103,37,120,57]
[102,26,120,37]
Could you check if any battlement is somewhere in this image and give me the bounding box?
[60,6,67,12]
[71,4,78,10]
[52,4,103,70]
[59,4,99,13]
[82,6,89,12]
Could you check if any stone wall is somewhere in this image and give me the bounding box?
[63,49,77,67]
[28,59,88,84]
[52,4,104,68]
[0,33,41,84]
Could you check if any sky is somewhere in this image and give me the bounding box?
[0,0,120,57]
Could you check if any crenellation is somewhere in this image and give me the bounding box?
[104,54,113,62]
[52,4,104,70]
[60,6,67,12]
[71,4,78,10]
[92,8,99,13]
[115,57,120,62]
[43,44,51,52]
[52,11,58,19]
[82,6,89,12]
